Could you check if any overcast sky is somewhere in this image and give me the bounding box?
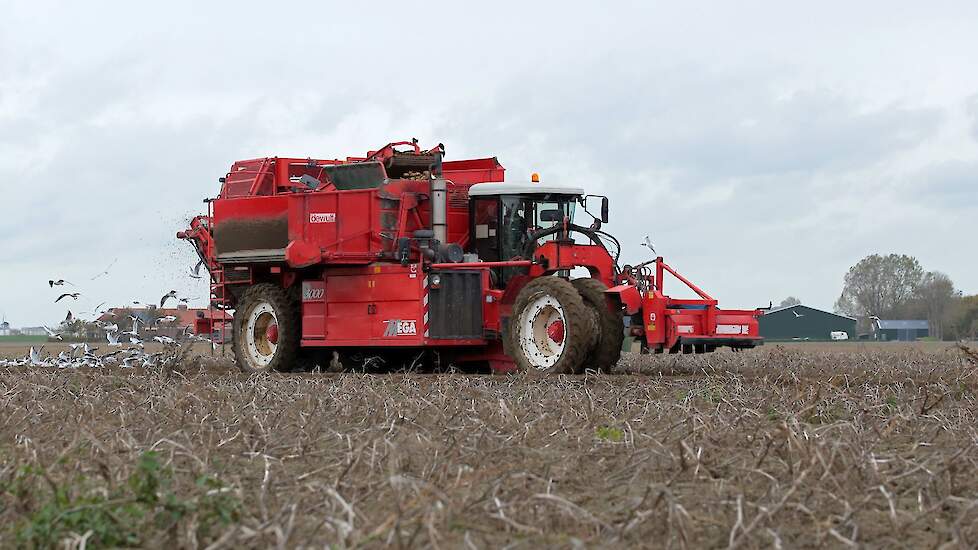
[2,1,977,326]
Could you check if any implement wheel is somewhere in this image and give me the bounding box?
[507,277,597,375]
[573,278,624,373]
[233,283,299,373]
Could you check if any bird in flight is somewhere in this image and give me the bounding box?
[157,315,178,324]
[55,293,80,303]
[42,326,63,340]
[153,335,177,346]
[793,310,805,318]
[641,235,656,255]
[106,331,122,347]
[64,311,74,323]
[189,260,205,279]
[160,290,178,307]
[49,279,73,287]
[91,258,117,280]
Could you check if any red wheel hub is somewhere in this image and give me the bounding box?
[266,323,279,344]
[547,320,565,344]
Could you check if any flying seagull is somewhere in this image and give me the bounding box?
[157,315,178,324]
[55,293,80,303]
[160,290,178,308]
[64,311,74,323]
[49,279,73,287]
[106,331,122,347]
[641,235,656,255]
[42,326,63,340]
[189,260,205,279]
[29,346,45,366]
[91,258,118,280]
[793,310,805,318]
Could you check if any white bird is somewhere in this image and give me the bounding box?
[29,346,46,366]
[64,311,74,324]
[160,290,178,308]
[153,335,177,346]
[793,310,804,318]
[106,331,122,347]
[129,336,144,347]
[641,235,657,255]
[189,260,205,279]
[101,323,119,333]
[90,258,117,280]
[124,316,140,336]
[42,326,63,340]
[157,315,178,324]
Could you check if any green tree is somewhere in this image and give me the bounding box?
[835,254,924,324]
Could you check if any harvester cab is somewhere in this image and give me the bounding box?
[467,182,595,286]
[179,140,763,375]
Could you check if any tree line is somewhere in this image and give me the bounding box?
[831,254,975,340]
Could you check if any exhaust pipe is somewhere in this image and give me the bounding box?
[430,152,447,244]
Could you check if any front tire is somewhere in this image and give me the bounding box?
[507,277,596,374]
[572,278,625,373]
[233,283,299,373]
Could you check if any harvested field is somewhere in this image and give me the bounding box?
[1,346,977,548]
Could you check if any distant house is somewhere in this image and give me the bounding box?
[759,304,857,342]
[872,319,929,342]
[20,327,49,337]
[0,321,10,336]
[98,304,231,339]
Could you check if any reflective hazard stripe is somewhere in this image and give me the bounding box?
[422,275,430,337]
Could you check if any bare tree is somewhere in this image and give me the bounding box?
[778,296,801,308]
[915,272,958,340]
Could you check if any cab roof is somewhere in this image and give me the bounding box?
[467,182,585,197]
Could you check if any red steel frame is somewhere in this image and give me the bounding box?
[179,139,762,371]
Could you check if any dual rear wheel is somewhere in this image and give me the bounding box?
[507,277,624,374]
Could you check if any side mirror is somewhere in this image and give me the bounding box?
[600,197,609,223]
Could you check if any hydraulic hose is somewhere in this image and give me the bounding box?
[521,224,622,276]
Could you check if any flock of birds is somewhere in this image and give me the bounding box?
[0,259,212,369]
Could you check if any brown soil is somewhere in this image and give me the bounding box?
[1,346,976,548]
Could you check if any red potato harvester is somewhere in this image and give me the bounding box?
[178,140,763,373]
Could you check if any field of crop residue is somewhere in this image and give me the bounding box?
[2,345,977,548]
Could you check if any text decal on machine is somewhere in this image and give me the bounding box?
[309,212,336,223]
[383,319,417,336]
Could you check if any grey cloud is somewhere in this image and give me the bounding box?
[440,63,942,179]
[969,94,978,141]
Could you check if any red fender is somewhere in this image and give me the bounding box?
[606,284,642,315]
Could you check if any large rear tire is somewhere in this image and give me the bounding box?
[233,283,300,373]
[573,278,624,373]
[507,277,596,375]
